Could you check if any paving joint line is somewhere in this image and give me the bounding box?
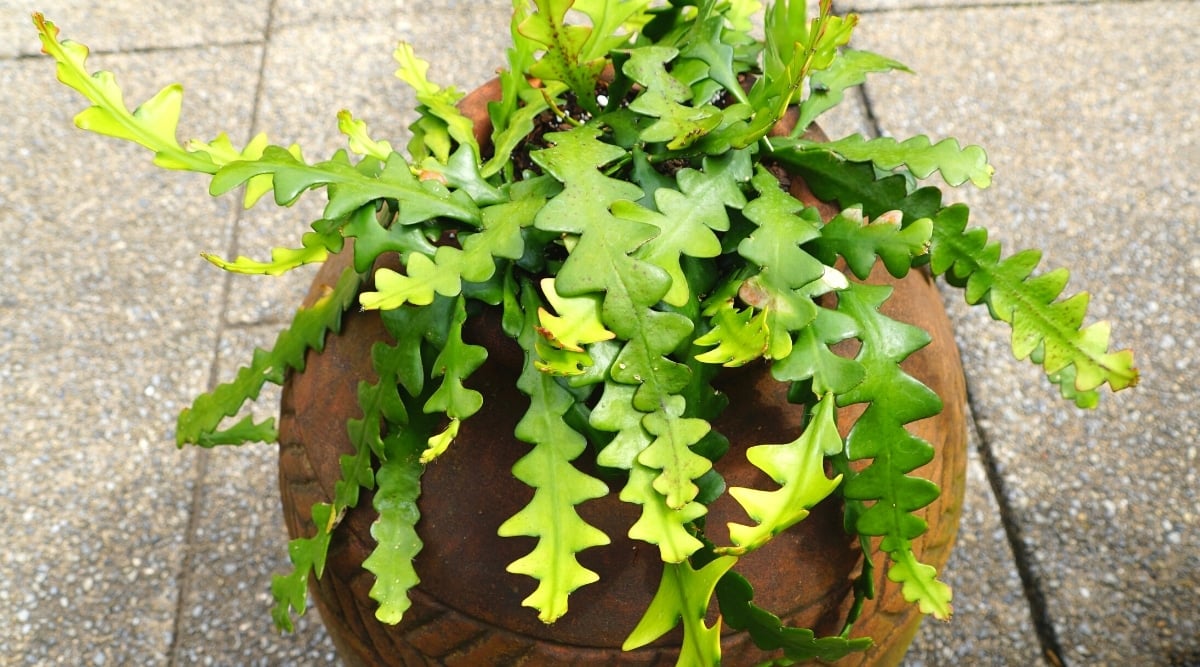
[967,390,1069,667]
[165,2,279,663]
[855,85,883,140]
[8,38,267,63]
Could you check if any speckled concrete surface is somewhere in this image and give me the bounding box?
[849,2,1199,664]
[0,1,270,58]
[1,1,1193,665]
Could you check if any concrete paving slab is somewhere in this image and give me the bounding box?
[0,43,257,664]
[269,0,405,31]
[850,2,1199,664]
[842,0,1082,12]
[170,325,339,666]
[905,416,1043,666]
[0,1,270,58]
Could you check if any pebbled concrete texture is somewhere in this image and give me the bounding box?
[0,1,270,58]
[170,325,339,665]
[0,1,1194,666]
[848,2,1199,664]
[904,427,1044,666]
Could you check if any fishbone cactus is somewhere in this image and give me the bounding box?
[38,0,1136,664]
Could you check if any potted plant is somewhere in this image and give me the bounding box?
[35,0,1137,664]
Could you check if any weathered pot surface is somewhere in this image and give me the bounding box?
[276,81,968,666]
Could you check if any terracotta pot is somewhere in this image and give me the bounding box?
[277,82,968,666]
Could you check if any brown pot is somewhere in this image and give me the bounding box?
[277,82,968,666]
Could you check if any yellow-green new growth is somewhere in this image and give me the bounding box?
[624,556,739,665]
[34,13,268,182]
[499,287,612,623]
[721,393,843,555]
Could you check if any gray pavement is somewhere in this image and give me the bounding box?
[1,0,1195,665]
